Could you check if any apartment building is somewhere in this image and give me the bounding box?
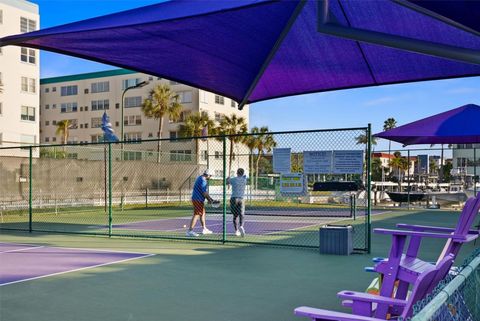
[40,69,250,177]
[0,0,39,156]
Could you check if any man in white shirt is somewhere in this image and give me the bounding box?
[227,168,247,237]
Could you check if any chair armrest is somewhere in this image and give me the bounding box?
[374,228,468,241]
[337,291,406,307]
[396,224,455,233]
[294,306,383,321]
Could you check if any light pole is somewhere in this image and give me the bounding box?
[120,80,149,159]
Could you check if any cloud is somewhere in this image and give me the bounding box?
[362,97,394,106]
[446,87,480,94]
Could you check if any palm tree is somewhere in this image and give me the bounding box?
[56,120,71,152]
[217,114,248,176]
[355,134,377,146]
[430,144,453,182]
[142,84,182,162]
[244,134,258,189]
[178,112,215,163]
[250,126,276,189]
[389,151,408,191]
[383,118,397,156]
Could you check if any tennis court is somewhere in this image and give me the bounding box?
[0,209,476,321]
[0,242,153,286]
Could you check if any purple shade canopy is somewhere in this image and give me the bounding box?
[2,0,480,106]
[374,104,480,146]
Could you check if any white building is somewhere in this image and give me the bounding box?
[39,69,250,177]
[0,0,40,157]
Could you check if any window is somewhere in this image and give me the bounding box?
[231,100,237,108]
[84,123,89,129]
[214,112,223,122]
[52,87,56,92]
[169,131,178,141]
[124,115,142,126]
[124,132,142,142]
[91,81,109,93]
[29,78,36,93]
[178,91,193,103]
[20,47,36,64]
[214,95,225,105]
[201,150,208,161]
[91,117,102,128]
[21,77,28,92]
[0,10,3,24]
[170,150,192,162]
[124,96,142,108]
[0,133,2,145]
[91,134,104,143]
[45,137,50,143]
[122,78,142,90]
[215,151,221,159]
[45,104,50,110]
[61,85,78,96]
[20,17,36,33]
[0,102,2,116]
[45,88,49,93]
[45,121,49,126]
[21,106,35,121]
[60,102,78,113]
[52,104,56,109]
[52,120,57,125]
[91,99,109,111]
[67,119,78,129]
[200,91,208,103]
[124,151,142,161]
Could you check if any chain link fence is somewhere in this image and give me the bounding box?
[0,127,371,252]
[409,248,480,321]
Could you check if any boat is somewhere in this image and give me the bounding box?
[426,184,468,204]
[386,191,426,203]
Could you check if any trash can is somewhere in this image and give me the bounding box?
[319,225,353,255]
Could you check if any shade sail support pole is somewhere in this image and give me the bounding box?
[317,0,480,66]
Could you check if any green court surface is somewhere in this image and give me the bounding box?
[0,209,477,321]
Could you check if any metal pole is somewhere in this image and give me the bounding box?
[222,136,227,244]
[120,89,126,161]
[104,144,107,213]
[407,150,411,210]
[474,148,477,196]
[366,124,372,253]
[108,143,113,237]
[29,146,33,233]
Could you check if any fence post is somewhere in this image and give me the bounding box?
[108,143,112,237]
[29,146,33,233]
[407,150,411,210]
[367,124,372,253]
[222,135,227,244]
[475,148,477,196]
[145,188,148,208]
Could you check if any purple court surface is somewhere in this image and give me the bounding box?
[0,242,153,286]
[114,216,353,235]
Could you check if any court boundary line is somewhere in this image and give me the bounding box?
[0,251,155,287]
[0,246,45,254]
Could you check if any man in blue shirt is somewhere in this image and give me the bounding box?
[187,169,215,237]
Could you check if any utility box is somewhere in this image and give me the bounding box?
[319,225,353,255]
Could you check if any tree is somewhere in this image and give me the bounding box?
[217,114,248,176]
[429,158,439,176]
[383,118,397,157]
[250,126,276,189]
[430,144,453,182]
[178,112,215,163]
[389,151,408,191]
[56,120,71,150]
[355,134,377,146]
[442,161,453,183]
[142,84,182,162]
[371,158,383,181]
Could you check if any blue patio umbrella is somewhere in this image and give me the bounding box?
[1,1,480,108]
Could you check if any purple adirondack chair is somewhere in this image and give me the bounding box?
[371,193,480,317]
[294,254,454,321]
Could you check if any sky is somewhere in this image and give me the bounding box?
[27,0,480,153]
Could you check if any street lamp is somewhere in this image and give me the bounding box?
[120,80,149,159]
